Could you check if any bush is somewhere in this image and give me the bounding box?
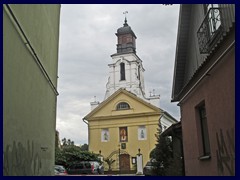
[55,145,100,168]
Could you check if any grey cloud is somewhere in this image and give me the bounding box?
[57,4,180,145]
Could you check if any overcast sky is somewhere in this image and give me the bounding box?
[56,4,180,145]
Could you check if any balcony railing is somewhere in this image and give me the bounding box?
[197,7,223,54]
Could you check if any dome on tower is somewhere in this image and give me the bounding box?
[117,25,132,34]
[112,17,137,56]
[116,18,136,38]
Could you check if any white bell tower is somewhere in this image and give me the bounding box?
[89,14,161,109]
[104,17,146,100]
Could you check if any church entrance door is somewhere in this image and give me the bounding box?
[119,154,130,173]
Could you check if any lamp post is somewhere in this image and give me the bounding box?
[118,144,121,174]
[136,148,143,175]
[138,148,141,155]
[98,150,103,164]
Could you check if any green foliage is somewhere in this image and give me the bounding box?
[61,138,74,147]
[150,148,156,159]
[154,136,173,175]
[152,124,173,176]
[55,139,99,168]
[55,147,66,166]
[80,143,88,151]
[104,158,115,171]
[151,123,184,176]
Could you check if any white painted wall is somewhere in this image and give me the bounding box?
[104,52,160,107]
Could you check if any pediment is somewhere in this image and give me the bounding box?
[84,88,161,120]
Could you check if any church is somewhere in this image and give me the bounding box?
[83,17,177,174]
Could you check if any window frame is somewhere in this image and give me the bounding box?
[196,102,211,159]
[120,62,126,81]
[197,4,222,54]
[204,4,221,36]
[116,102,130,110]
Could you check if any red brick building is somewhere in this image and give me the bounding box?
[171,4,235,176]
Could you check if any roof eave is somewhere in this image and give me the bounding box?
[171,4,192,102]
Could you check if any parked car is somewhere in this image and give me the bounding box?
[90,161,104,174]
[67,161,103,175]
[54,165,68,176]
[143,159,157,176]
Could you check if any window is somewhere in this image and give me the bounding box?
[138,65,141,80]
[116,102,130,110]
[101,129,109,142]
[197,103,211,157]
[205,4,221,36]
[138,126,147,140]
[197,4,222,54]
[120,62,125,80]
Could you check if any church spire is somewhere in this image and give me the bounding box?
[105,15,146,101]
[114,12,137,55]
[105,15,160,107]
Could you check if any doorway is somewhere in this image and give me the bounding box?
[119,154,130,173]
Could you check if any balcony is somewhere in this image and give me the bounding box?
[197,7,223,54]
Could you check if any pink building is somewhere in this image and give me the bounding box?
[172,4,235,176]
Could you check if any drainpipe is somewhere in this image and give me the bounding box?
[82,118,89,146]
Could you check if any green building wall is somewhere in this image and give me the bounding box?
[3,4,61,175]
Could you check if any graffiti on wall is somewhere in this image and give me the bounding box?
[3,140,42,176]
[216,128,235,176]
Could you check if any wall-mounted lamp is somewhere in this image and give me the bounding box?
[132,157,136,164]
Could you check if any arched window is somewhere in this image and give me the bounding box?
[138,65,141,80]
[120,62,125,80]
[116,102,130,110]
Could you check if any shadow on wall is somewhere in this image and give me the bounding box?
[3,140,42,176]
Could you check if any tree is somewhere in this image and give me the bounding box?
[62,138,67,146]
[104,158,115,171]
[55,145,100,168]
[151,122,184,176]
[80,144,88,151]
[152,123,173,176]
[55,138,98,168]
[67,139,74,146]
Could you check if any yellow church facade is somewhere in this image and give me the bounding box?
[83,17,178,174]
[84,88,163,173]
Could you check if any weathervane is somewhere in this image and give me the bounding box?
[123,11,128,26]
[123,11,128,18]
